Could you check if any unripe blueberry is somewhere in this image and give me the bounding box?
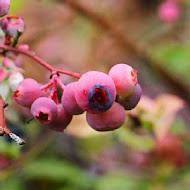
[1,15,25,37]
[31,97,58,124]
[8,71,24,91]
[86,102,126,131]
[13,78,41,107]
[117,84,142,110]
[47,104,72,132]
[75,71,116,114]
[109,63,138,96]
[0,0,10,17]
[158,1,179,22]
[61,82,84,115]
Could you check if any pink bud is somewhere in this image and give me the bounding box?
[31,97,58,124]
[13,78,41,107]
[1,15,25,37]
[0,0,10,17]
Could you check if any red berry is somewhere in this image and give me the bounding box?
[109,63,138,96]
[117,84,142,110]
[61,82,84,115]
[1,15,25,37]
[31,97,58,124]
[86,102,126,131]
[47,104,72,132]
[0,0,10,17]
[75,71,116,114]
[13,78,41,107]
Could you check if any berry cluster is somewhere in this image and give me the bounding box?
[13,64,142,132]
[0,0,142,144]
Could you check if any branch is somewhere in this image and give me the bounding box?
[0,45,81,79]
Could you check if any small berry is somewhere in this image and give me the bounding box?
[75,71,116,114]
[109,63,138,96]
[8,71,24,91]
[0,0,10,17]
[13,78,41,107]
[86,102,126,131]
[158,1,179,22]
[31,97,58,124]
[117,84,142,110]
[1,15,25,37]
[61,82,84,115]
[47,104,72,132]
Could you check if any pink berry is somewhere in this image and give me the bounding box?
[1,15,25,37]
[13,78,41,107]
[109,63,138,96]
[47,104,72,132]
[75,71,116,114]
[158,1,179,22]
[61,82,84,115]
[0,0,10,17]
[117,84,142,110]
[86,102,126,131]
[31,97,58,124]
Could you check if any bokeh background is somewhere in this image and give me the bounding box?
[1,0,190,189]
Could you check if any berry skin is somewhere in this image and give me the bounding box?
[13,78,41,107]
[1,15,25,37]
[47,104,72,132]
[108,63,138,96]
[0,0,10,17]
[31,97,58,124]
[2,57,15,69]
[61,82,84,115]
[0,68,6,82]
[117,84,142,110]
[86,102,126,131]
[75,71,116,114]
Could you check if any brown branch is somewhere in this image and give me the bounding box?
[63,0,190,107]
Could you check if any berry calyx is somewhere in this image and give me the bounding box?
[31,97,58,124]
[75,71,116,114]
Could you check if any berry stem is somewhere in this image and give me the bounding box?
[56,78,65,90]
[0,45,81,79]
